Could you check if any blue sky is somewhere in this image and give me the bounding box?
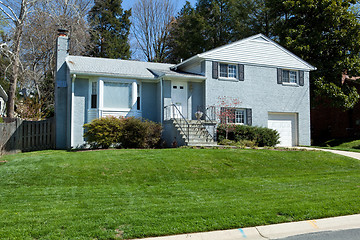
[122,0,198,13]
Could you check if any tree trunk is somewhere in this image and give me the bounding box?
[6,2,26,118]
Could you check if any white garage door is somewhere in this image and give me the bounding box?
[268,113,298,147]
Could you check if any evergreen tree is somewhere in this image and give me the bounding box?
[166,2,208,63]
[270,0,360,109]
[88,0,131,59]
[166,0,253,63]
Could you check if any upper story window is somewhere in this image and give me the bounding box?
[212,61,244,81]
[282,70,297,83]
[220,63,237,79]
[277,68,305,86]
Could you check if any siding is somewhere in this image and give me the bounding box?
[205,61,311,145]
[141,82,158,122]
[182,62,203,75]
[73,78,89,147]
[201,36,312,70]
[191,82,204,119]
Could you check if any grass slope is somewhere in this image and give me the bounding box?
[319,139,360,152]
[0,149,360,239]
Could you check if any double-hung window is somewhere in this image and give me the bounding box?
[235,109,245,124]
[282,70,297,84]
[221,108,251,125]
[219,63,237,79]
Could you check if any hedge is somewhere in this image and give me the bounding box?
[217,124,280,147]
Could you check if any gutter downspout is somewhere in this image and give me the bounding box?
[160,78,163,125]
[71,74,76,147]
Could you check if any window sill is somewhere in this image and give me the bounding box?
[218,77,239,82]
[282,82,299,87]
[101,108,132,112]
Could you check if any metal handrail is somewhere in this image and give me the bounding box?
[205,106,216,122]
[197,106,216,140]
[164,104,190,143]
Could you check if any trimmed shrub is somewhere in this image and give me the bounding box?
[84,116,162,149]
[217,124,280,147]
[84,116,123,149]
[218,139,235,146]
[143,120,162,148]
[236,139,257,148]
[118,117,147,148]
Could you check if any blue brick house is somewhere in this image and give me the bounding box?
[55,31,316,148]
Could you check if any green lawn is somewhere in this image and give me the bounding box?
[317,138,360,152]
[1,149,360,239]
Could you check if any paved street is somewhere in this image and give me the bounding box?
[137,214,360,240]
[275,228,360,240]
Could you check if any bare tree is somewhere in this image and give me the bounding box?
[132,0,176,62]
[0,0,35,118]
[0,0,92,119]
[19,0,92,119]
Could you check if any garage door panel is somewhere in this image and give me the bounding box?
[268,113,297,147]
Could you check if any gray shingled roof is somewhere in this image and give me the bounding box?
[66,56,203,80]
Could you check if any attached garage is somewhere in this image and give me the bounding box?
[268,113,298,147]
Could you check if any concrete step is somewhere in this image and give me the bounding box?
[171,119,216,124]
[187,142,218,147]
[183,136,215,142]
[174,124,206,130]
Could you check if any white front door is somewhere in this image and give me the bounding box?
[171,81,187,119]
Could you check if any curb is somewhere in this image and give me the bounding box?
[135,214,360,240]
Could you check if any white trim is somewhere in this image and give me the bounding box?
[207,58,312,71]
[282,82,299,87]
[171,55,201,70]
[131,82,137,106]
[100,107,132,112]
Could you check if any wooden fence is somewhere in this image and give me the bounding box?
[0,118,55,156]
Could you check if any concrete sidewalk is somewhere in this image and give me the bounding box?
[297,147,360,160]
[136,214,360,240]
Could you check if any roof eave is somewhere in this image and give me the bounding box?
[162,74,206,81]
[171,55,202,70]
[69,70,159,81]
